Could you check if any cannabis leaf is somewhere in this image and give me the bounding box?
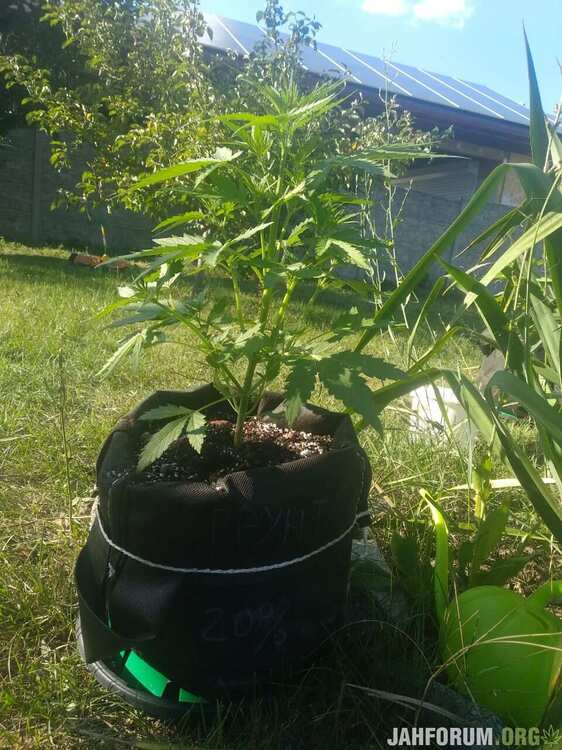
[137,407,207,471]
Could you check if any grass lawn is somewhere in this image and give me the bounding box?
[0,241,558,749]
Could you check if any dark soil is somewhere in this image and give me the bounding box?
[137,417,334,485]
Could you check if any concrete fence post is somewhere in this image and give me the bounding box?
[30,127,42,245]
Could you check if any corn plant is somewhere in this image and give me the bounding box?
[100,79,444,468]
[434,38,562,543]
[350,37,562,542]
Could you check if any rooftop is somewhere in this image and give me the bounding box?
[201,14,558,154]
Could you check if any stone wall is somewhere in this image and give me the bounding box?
[385,187,507,280]
[0,127,508,276]
[0,128,152,252]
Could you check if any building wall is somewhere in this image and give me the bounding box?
[389,187,507,279]
[0,128,153,252]
[0,127,508,279]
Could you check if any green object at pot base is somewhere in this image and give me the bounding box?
[441,585,562,727]
[121,650,205,704]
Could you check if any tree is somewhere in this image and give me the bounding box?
[0,0,447,245]
[0,0,219,218]
[0,0,65,131]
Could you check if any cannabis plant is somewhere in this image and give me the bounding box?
[100,79,438,468]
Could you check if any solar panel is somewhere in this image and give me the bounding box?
[391,61,499,117]
[211,15,266,56]
[338,48,414,97]
[203,14,538,129]
[200,15,239,54]
[454,79,531,125]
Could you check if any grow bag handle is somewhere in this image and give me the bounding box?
[528,580,562,609]
[75,543,156,664]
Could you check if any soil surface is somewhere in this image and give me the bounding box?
[137,417,334,485]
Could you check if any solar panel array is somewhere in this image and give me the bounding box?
[201,14,544,129]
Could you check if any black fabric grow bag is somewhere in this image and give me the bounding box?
[76,384,371,702]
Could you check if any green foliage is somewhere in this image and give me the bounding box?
[435,42,562,543]
[0,0,448,236]
[361,39,562,546]
[137,408,206,470]
[441,583,562,727]
[100,77,439,463]
[0,0,219,216]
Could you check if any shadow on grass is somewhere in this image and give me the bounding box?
[1,251,481,334]
[72,599,443,749]
[0,252,135,286]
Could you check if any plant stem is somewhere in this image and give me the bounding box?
[233,285,275,448]
[271,278,296,333]
[233,355,259,448]
[232,130,290,448]
[231,269,245,328]
[57,350,74,536]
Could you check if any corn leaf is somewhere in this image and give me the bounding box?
[524,29,549,169]
[485,370,562,445]
[440,259,524,374]
[478,212,562,289]
[355,162,554,353]
[529,292,561,380]
[489,412,562,541]
[468,505,510,586]
[406,277,445,365]
[421,489,449,625]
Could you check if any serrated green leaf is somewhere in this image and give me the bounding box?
[96,296,137,318]
[326,351,404,381]
[98,239,211,268]
[96,332,145,379]
[285,360,317,424]
[286,218,314,247]
[129,152,239,191]
[139,405,194,421]
[230,222,273,245]
[318,358,382,432]
[262,181,306,219]
[185,411,206,453]
[110,303,166,328]
[137,416,189,471]
[329,239,371,270]
[153,234,206,248]
[153,211,204,233]
[200,244,224,268]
